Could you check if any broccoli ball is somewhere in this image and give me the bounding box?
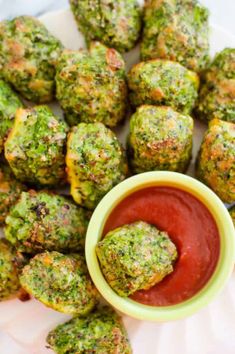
[47,306,132,354]
[96,221,177,297]
[0,80,23,153]
[70,0,141,53]
[196,119,235,203]
[0,16,63,102]
[4,105,68,186]
[141,0,210,72]
[20,251,98,315]
[56,42,127,127]
[128,59,199,114]
[0,239,22,300]
[195,48,235,123]
[66,122,128,210]
[128,105,194,174]
[5,190,89,254]
[0,164,26,225]
[229,206,235,227]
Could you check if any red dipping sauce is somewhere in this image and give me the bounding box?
[103,187,220,306]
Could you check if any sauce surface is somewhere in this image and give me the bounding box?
[103,187,220,306]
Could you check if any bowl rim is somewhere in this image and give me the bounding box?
[85,171,235,322]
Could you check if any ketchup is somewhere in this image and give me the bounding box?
[103,187,220,306]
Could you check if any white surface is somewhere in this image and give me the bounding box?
[0,0,68,20]
[0,0,234,36]
[0,7,234,354]
[199,0,235,35]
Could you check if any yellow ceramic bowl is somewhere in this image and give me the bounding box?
[85,172,235,321]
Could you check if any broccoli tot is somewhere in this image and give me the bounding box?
[47,306,132,354]
[4,105,68,186]
[66,122,128,209]
[0,239,22,301]
[195,48,235,123]
[127,59,199,114]
[56,42,127,127]
[20,252,98,315]
[0,164,26,225]
[0,16,63,102]
[141,0,210,72]
[96,221,177,297]
[70,0,141,53]
[196,119,235,203]
[128,105,193,174]
[5,190,89,254]
[0,80,23,153]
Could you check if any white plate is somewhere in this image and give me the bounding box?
[0,6,235,354]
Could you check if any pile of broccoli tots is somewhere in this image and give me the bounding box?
[0,0,234,353]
